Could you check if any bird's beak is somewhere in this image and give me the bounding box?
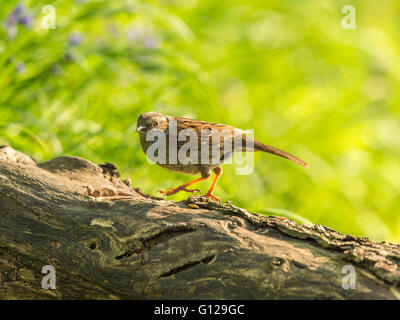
[136,126,145,133]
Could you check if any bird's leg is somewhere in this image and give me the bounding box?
[158,176,207,196]
[205,167,222,202]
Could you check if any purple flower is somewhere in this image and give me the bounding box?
[5,4,34,39]
[7,4,24,26]
[18,12,33,28]
[7,4,25,26]
[16,62,26,73]
[14,4,24,16]
[69,32,83,46]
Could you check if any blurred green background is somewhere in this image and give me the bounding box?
[1,0,400,242]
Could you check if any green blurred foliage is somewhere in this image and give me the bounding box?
[1,0,400,242]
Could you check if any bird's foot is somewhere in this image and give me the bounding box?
[205,192,220,203]
[158,185,200,196]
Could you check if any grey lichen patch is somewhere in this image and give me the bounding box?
[90,218,116,231]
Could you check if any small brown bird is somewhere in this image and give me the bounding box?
[136,111,308,202]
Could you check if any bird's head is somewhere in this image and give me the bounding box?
[136,112,169,134]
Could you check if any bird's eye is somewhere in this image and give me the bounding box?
[153,121,159,126]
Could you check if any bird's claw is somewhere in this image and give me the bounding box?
[158,187,200,196]
[205,193,220,203]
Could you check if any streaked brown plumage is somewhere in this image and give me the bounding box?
[136,111,308,202]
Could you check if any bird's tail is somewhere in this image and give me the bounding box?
[253,139,309,168]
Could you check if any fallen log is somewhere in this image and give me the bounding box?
[0,146,399,299]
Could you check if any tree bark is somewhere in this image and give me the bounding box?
[0,146,399,299]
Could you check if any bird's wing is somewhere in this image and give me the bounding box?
[168,117,308,167]
[171,117,249,163]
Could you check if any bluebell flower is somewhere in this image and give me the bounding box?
[18,12,33,28]
[5,3,34,39]
[14,4,24,15]
[16,62,26,73]
[69,32,83,46]
[7,4,24,26]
